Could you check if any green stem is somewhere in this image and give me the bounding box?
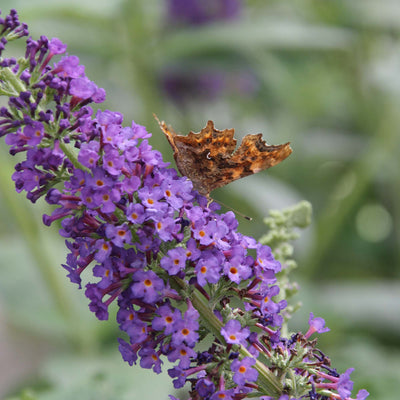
[174,277,283,397]
[238,344,283,396]
[58,140,91,173]
[0,66,27,96]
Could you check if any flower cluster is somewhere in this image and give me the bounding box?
[0,9,28,58]
[0,9,368,400]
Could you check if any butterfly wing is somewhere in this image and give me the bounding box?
[169,121,238,195]
[204,133,292,193]
[157,117,292,197]
[228,134,292,174]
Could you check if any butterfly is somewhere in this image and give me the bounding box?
[156,115,292,198]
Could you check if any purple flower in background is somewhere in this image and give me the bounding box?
[160,68,259,105]
[160,0,260,105]
[166,0,242,26]
[161,69,225,103]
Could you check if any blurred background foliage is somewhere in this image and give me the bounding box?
[0,0,399,399]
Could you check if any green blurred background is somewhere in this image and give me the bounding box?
[0,0,399,399]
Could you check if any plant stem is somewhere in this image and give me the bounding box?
[174,276,283,397]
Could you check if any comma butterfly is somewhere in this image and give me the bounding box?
[156,116,292,198]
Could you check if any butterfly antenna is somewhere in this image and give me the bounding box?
[153,113,160,123]
[210,198,252,221]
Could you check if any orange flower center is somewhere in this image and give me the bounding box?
[181,328,189,336]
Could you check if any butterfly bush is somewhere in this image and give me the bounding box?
[0,10,369,400]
